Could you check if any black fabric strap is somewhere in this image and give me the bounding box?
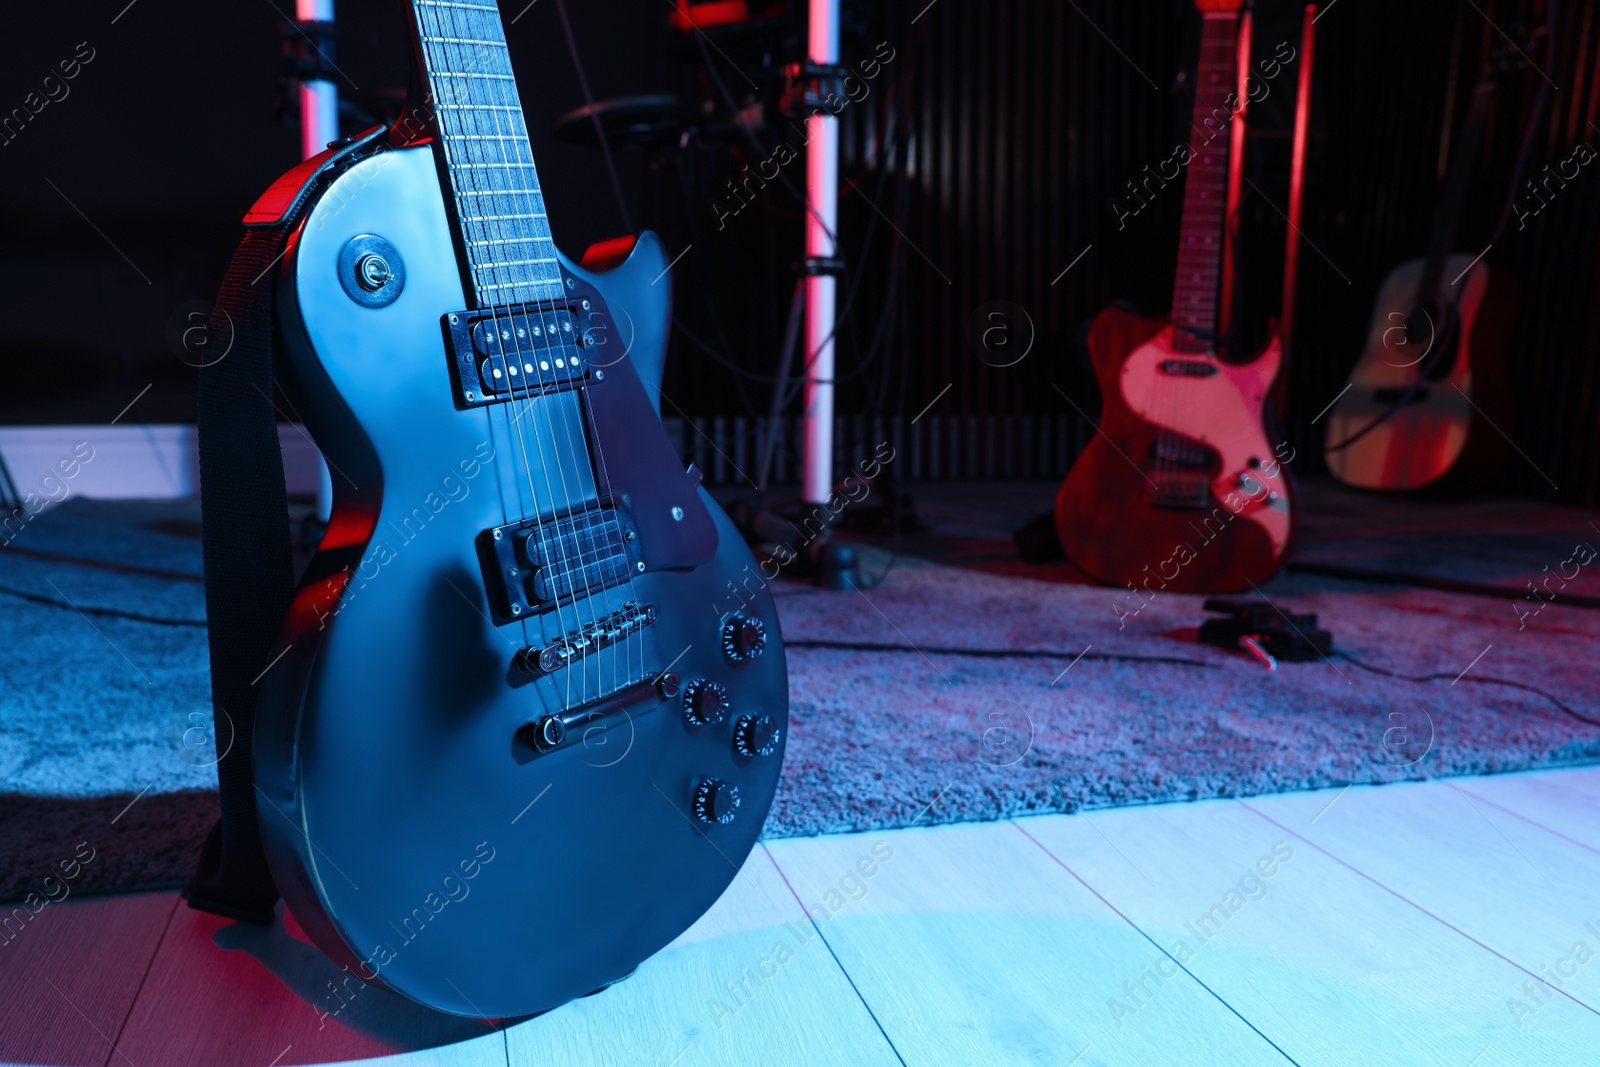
[183,226,299,926]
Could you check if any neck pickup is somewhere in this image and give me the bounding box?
[446,297,603,410]
[1159,358,1219,378]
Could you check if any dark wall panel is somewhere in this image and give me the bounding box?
[1,0,1596,505]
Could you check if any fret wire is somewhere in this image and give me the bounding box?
[469,236,549,246]
[464,212,550,222]
[482,257,559,268]
[1169,16,1239,333]
[478,280,565,292]
[455,190,546,201]
[413,0,564,306]
[421,36,510,47]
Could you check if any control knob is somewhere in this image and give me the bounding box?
[682,679,730,727]
[692,778,740,825]
[722,614,767,662]
[733,714,781,757]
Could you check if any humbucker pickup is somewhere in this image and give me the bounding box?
[445,300,604,409]
[478,503,642,623]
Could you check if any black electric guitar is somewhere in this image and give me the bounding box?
[250,1,787,1017]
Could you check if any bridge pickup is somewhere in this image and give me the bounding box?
[1159,359,1219,377]
[514,601,657,678]
[445,300,601,409]
[1371,387,1430,405]
[478,504,642,623]
[1145,471,1212,510]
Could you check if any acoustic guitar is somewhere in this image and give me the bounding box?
[1320,31,1522,493]
[250,0,788,1017]
[1055,0,1294,594]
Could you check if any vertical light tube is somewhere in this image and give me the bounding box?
[1281,4,1317,371]
[298,0,337,522]
[1218,9,1250,340]
[801,0,840,506]
[297,0,339,161]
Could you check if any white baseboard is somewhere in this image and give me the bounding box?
[0,425,327,505]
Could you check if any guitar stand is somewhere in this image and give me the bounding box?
[730,494,862,590]
[1198,598,1332,670]
[729,261,864,591]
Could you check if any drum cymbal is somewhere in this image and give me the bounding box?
[553,94,687,150]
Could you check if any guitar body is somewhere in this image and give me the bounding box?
[254,143,788,1018]
[1054,308,1295,593]
[1323,256,1520,492]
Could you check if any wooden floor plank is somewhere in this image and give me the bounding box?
[1022,795,1600,1066]
[20,771,1600,1067]
[1244,777,1600,1033]
[503,845,902,1067]
[765,821,1287,1067]
[1453,767,1600,854]
[115,899,507,1067]
[0,891,175,1067]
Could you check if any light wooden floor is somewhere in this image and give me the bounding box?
[6,767,1600,1066]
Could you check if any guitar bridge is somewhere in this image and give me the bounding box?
[514,601,657,678]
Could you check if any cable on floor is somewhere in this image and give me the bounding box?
[0,583,206,628]
[1335,650,1600,728]
[785,638,1218,670]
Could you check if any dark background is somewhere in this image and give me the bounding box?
[1,0,1596,505]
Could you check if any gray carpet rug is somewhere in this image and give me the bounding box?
[3,498,1598,902]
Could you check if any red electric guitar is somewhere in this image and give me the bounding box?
[1054,0,1294,594]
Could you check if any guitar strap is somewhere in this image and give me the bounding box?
[182,223,298,926]
[181,127,386,926]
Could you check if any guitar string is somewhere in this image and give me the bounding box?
[418,3,558,674]
[453,0,635,704]
[428,0,598,711]
[450,3,631,710]
[477,1,653,702]
[435,0,644,709]
[1175,20,1218,501]
[417,0,562,674]
[417,1,583,701]
[1171,18,1231,510]
[572,305,648,700]
[409,0,540,642]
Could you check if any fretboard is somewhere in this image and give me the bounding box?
[409,0,565,307]
[1170,12,1239,354]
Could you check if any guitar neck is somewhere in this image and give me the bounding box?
[406,0,565,308]
[1415,78,1496,304]
[1169,11,1239,353]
